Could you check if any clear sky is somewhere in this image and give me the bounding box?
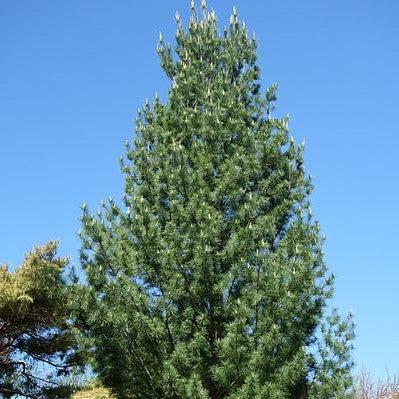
[1,0,398,379]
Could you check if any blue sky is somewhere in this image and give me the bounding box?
[1,0,398,379]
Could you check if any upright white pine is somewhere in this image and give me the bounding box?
[75,3,354,398]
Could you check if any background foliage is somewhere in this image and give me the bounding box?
[0,242,83,398]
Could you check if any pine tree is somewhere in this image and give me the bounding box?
[0,242,84,398]
[75,2,354,398]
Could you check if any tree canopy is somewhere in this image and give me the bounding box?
[0,242,83,398]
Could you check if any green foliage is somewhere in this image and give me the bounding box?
[0,242,84,398]
[74,2,354,398]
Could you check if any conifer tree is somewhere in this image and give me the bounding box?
[75,2,354,398]
[0,242,84,398]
